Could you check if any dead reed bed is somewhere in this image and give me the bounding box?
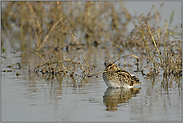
[2,1,132,77]
[124,4,182,77]
[1,2,182,81]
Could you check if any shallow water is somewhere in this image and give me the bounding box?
[1,1,182,122]
[2,45,181,122]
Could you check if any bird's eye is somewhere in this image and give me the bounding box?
[109,67,112,69]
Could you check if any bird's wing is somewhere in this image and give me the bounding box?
[117,68,141,86]
[116,69,133,85]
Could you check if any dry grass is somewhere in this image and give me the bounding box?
[1,2,182,80]
[125,5,182,77]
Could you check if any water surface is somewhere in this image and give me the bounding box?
[1,1,181,122]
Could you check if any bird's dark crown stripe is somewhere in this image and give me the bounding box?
[106,63,113,68]
[117,70,130,75]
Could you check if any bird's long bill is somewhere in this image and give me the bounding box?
[133,82,142,86]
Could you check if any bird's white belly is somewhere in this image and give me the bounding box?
[104,80,121,88]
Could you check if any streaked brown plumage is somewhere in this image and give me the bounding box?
[103,62,141,88]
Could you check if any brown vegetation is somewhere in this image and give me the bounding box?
[1,2,182,81]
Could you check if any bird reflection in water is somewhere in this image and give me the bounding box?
[103,87,141,111]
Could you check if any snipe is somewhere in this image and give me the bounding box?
[103,61,141,88]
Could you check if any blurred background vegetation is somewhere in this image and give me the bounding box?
[1,1,182,78]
